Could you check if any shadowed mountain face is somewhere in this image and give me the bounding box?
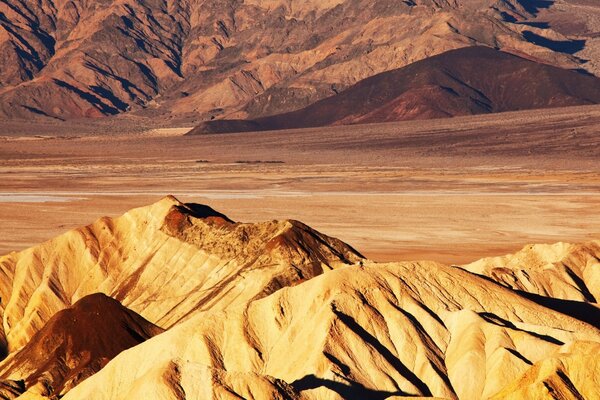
[0,293,163,398]
[1,0,600,121]
[188,46,600,133]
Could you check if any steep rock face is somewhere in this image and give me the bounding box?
[189,46,600,133]
[1,0,599,120]
[0,196,361,354]
[463,240,600,303]
[0,294,162,399]
[62,260,600,400]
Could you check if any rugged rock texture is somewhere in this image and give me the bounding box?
[0,294,162,399]
[63,260,600,400]
[0,196,361,354]
[189,46,600,133]
[1,0,600,121]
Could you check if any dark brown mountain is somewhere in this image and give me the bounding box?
[1,0,599,122]
[188,46,600,134]
[0,293,163,399]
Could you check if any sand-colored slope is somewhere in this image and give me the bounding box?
[0,196,361,353]
[463,241,600,303]
[0,294,162,399]
[63,260,600,400]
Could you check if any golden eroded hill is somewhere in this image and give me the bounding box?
[464,240,600,303]
[0,198,598,399]
[1,0,600,121]
[0,196,361,354]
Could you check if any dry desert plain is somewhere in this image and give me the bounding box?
[1,105,600,264]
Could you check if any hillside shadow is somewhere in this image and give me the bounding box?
[53,79,119,115]
[479,312,564,344]
[517,21,550,29]
[292,375,408,399]
[523,31,585,54]
[518,1,554,15]
[181,203,234,223]
[459,269,600,329]
[90,86,129,112]
[513,290,600,329]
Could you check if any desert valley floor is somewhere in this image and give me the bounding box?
[1,105,599,264]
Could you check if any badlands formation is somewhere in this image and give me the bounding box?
[0,196,598,399]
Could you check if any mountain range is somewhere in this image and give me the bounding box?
[188,46,600,133]
[1,0,600,125]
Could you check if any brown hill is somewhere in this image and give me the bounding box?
[1,0,600,121]
[0,294,162,399]
[188,46,600,134]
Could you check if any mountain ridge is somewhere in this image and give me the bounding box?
[62,258,600,399]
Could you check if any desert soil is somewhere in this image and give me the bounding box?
[1,105,599,264]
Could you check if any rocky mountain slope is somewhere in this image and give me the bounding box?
[1,0,600,121]
[0,198,598,399]
[188,46,600,133]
